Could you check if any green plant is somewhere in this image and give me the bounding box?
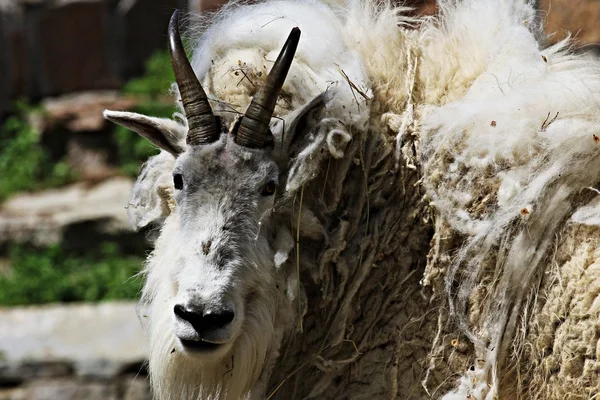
[0,242,144,306]
[124,50,174,98]
[0,103,76,201]
[116,51,178,177]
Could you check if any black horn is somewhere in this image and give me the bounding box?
[235,27,301,148]
[169,10,219,145]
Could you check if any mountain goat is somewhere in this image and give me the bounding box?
[104,0,600,398]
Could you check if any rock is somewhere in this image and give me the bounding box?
[32,91,139,182]
[0,377,150,400]
[30,91,146,182]
[26,380,117,400]
[0,177,133,246]
[0,387,27,400]
[65,137,121,183]
[0,362,73,384]
[0,303,150,399]
[121,375,151,400]
[0,1,18,12]
[38,91,137,133]
[0,302,146,378]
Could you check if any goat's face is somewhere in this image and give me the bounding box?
[104,11,317,362]
[166,136,280,358]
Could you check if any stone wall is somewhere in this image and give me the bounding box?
[0,302,148,400]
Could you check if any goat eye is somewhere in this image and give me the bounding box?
[173,174,184,190]
[261,180,277,196]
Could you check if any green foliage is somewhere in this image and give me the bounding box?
[0,103,76,201]
[0,52,181,306]
[0,242,144,306]
[116,51,178,177]
[124,50,174,97]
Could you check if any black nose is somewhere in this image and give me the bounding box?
[174,304,235,333]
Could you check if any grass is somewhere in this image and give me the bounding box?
[0,51,177,192]
[123,50,174,98]
[0,242,144,306]
[0,102,76,201]
[0,51,177,305]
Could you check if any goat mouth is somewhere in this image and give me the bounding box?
[179,338,224,352]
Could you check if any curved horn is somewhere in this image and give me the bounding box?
[168,10,219,145]
[235,27,301,148]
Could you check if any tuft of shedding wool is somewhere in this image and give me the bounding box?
[188,0,371,127]
[127,151,176,231]
[336,0,421,115]
[418,0,600,398]
[123,0,600,399]
[521,224,600,399]
[418,0,544,106]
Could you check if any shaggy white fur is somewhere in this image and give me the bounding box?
[111,0,600,398]
[190,0,371,125]
[129,2,374,399]
[418,1,600,398]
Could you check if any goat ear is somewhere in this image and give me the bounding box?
[272,91,329,161]
[103,110,186,157]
